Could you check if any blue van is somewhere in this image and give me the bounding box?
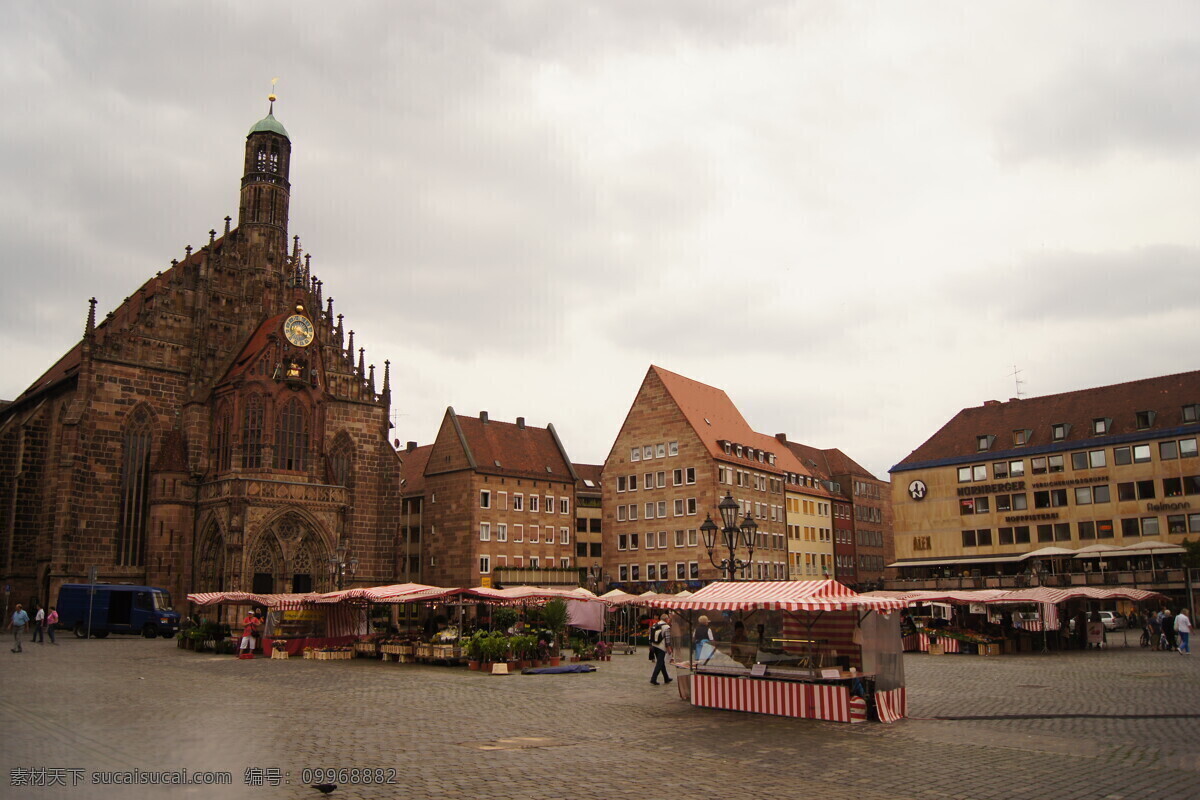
[56,584,180,639]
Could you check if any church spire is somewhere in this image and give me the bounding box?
[237,90,292,258]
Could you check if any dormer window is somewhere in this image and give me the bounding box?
[1135,410,1156,430]
[735,445,743,458]
[1092,418,1110,435]
[723,441,732,454]
[978,434,995,451]
[1184,404,1199,423]
[1052,423,1069,441]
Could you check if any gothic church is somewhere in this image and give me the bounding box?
[0,101,401,613]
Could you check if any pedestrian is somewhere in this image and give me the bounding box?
[648,612,673,686]
[8,603,29,653]
[238,609,261,659]
[46,606,58,645]
[1149,613,1162,650]
[692,614,714,662]
[1175,608,1191,655]
[31,603,45,644]
[1162,609,1177,652]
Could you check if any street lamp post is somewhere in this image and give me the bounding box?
[328,542,358,590]
[699,492,759,581]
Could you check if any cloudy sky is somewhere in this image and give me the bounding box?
[3,2,1198,479]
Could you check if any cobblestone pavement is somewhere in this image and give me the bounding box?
[2,636,1199,800]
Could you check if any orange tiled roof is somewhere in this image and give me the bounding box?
[400,444,434,495]
[892,369,1200,472]
[454,415,575,482]
[650,365,812,478]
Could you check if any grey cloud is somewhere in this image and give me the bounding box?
[998,42,1200,162]
[946,246,1200,322]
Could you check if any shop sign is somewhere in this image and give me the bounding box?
[1148,501,1191,512]
[957,480,1025,497]
[913,536,932,551]
[1031,475,1108,489]
[1004,512,1059,523]
[907,480,928,501]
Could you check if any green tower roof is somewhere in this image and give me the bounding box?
[248,112,289,139]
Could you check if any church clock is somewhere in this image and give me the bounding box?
[284,314,314,347]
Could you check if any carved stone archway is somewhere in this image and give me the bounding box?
[196,522,227,592]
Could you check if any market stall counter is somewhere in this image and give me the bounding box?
[658,581,909,724]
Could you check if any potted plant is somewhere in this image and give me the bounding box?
[466,630,487,670]
[493,606,519,632]
[542,599,568,659]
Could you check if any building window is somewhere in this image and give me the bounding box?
[1054,523,1071,541]
[1093,418,1109,435]
[618,534,627,551]
[118,410,153,567]
[497,524,507,542]
[669,441,679,456]
[962,530,977,547]
[628,504,638,521]
[274,398,308,471]
[643,445,653,460]
[617,505,627,522]
[1012,429,1028,447]
[656,444,667,458]
[977,434,993,451]
[630,447,640,462]
[1052,423,1068,441]
[1078,521,1096,540]
[480,490,491,508]
[673,499,684,516]
[1133,444,1152,463]
[530,495,540,512]
[631,564,640,580]
[560,498,569,514]
[212,405,232,473]
[514,494,524,511]
[1161,441,1178,460]
[1009,460,1025,477]
[1183,404,1199,423]
[657,500,667,518]
[629,533,639,549]
[685,467,696,484]
[619,565,628,581]
[617,476,626,492]
[656,472,666,488]
[1048,455,1064,473]
[1031,457,1047,475]
[1136,410,1156,429]
[479,555,490,574]
[479,523,490,541]
[1141,517,1160,536]
[242,394,264,469]
[687,498,697,515]
[1121,518,1140,537]
[560,527,570,545]
[993,462,1008,479]
[629,475,638,491]
[673,469,683,486]
[689,562,699,579]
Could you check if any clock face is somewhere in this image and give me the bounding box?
[284,315,314,347]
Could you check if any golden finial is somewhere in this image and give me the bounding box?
[268,77,278,113]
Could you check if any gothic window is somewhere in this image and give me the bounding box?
[117,409,153,567]
[256,146,279,174]
[292,539,316,593]
[251,536,281,595]
[197,527,226,592]
[274,398,308,471]
[212,404,232,473]
[242,394,264,469]
[328,434,354,488]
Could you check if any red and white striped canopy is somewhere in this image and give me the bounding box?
[656,580,906,613]
[860,587,1165,606]
[187,591,321,609]
[313,583,457,604]
[463,586,608,605]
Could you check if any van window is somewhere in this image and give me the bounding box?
[135,592,153,611]
[152,592,174,611]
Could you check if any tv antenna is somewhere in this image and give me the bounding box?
[1009,365,1025,399]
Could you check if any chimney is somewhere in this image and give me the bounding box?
[406,441,417,452]
[516,417,526,429]
[775,433,788,444]
[480,411,489,423]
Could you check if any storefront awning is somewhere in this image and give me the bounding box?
[888,553,1025,569]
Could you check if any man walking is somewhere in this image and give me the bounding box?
[1175,608,1192,655]
[8,603,29,653]
[32,603,45,644]
[649,613,673,686]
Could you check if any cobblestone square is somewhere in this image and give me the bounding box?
[2,637,1198,799]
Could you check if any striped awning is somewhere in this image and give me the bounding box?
[860,586,1166,606]
[187,591,321,609]
[656,580,907,613]
[463,586,609,605]
[313,583,457,604]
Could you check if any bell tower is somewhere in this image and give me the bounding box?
[238,93,291,258]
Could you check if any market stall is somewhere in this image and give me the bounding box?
[186,591,367,657]
[657,580,908,724]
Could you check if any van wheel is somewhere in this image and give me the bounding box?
[143,625,158,639]
[74,623,87,639]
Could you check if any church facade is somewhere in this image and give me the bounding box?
[0,104,401,617]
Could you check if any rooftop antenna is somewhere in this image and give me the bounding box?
[1009,365,1025,399]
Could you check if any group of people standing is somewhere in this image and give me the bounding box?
[7,603,58,653]
[1142,607,1192,654]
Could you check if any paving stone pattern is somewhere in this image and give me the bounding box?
[2,638,1199,800]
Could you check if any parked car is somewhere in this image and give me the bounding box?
[57,584,180,639]
[1069,611,1124,633]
